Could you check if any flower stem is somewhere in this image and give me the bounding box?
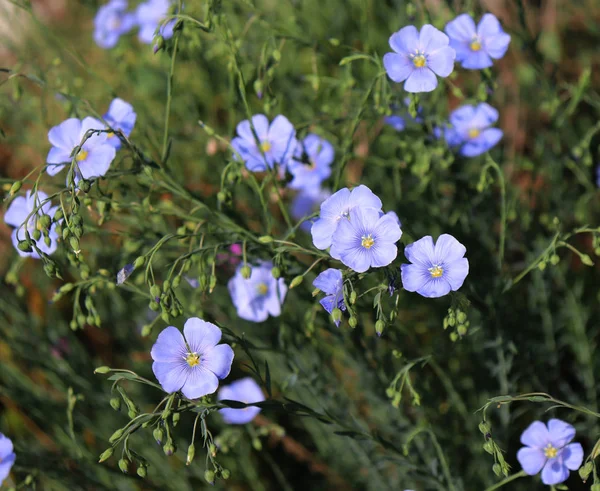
[483,470,527,491]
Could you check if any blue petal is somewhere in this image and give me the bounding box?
[152,360,188,393]
[400,263,431,293]
[237,114,270,143]
[434,234,466,264]
[562,443,584,470]
[347,185,383,212]
[48,118,80,150]
[404,68,438,93]
[202,344,234,379]
[0,434,14,460]
[389,25,419,54]
[477,14,505,39]
[445,13,477,43]
[0,453,15,485]
[4,197,29,228]
[370,242,398,268]
[541,459,569,486]
[383,53,413,83]
[181,367,219,399]
[151,326,187,363]
[517,447,546,475]
[484,32,511,59]
[313,268,343,295]
[520,420,551,448]
[426,46,455,77]
[443,258,469,291]
[79,145,116,179]
[547,419,576,448]
[384,116,406,131]
[418,278,452,298]
[404,236,435,266]
[218,378,265,424]
[460,128,502,157]
[419,24,450,52]
[183,318,222,353]
[461,50,493,70]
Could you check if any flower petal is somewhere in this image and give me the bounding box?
[427,46,455,77]
[48,118,80,150]
[434,234,466,264]
[477,14,504,38]
[419,24,450,53]
[151,326,187,362]
[517,447,546,475]
[313,268,343,295]
[181,367,219,399]
[404,236,435,266]
[562,443,584,470]
[79,146,116,179]
[541,458,569,486]
[418,278,452,298]
[348,185,383,212]
[484,32,511,59]
[520,421,551,448]
[237,114,269,143]
[400,263,431,293]
[0,453,15,484]
[370,242,398,268]
[4,197,29,227]
[46,147,72,165]
[152,360,188,393]
[404,68,438,93]
[460,128,502,157]
[311,217,336,250]
[383,53,414,83]
[202,344,234,379]
[183,318,222,353]
[547,419,576,448]
[0,435,14,459]
[389,26,419,54]
[443,258,469,291]
[460,50,493,69]
[445,14,477,42]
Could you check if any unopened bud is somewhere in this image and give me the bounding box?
[492,463,502,476]
[483,441,494,454]
[581,254,594,266]
[258,235,273,244]
[118,458,129,473]
[221,469,230,480]
[17,240,33,253]
[456,311,467,324]
[153,427,163,445]
[163,442,175,456]
[241,265,252,279]
[109,428,124,443]
[290,275,303,288]
[204,470,215,484]
[54,209,64,221]
[186,444,195,465]
[98,447,114,463]
[478,422,491,434]
[94,366,111,374]
[110,397,121,411]
[137,465,147,478]
[579,461,593,480]
[133,256,145,268]
[172,412,180,426]
[9,181,22,195]
[331,308,342,323]
[350,291,357,304]
[375,320,385,336]
[349,316,357,328]
[271,267,281,279]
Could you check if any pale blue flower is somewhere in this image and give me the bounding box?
[517,419,583,485]
[330,208,402,273]
[103,98,136,149]
[291,188,331,232]
[445,13,511,70]
[136,0,176,44]
[231,114,297,172]
[228,261,287,323]
[46,117,116,180]
[0,434,15,486]
[218,377,265,424]
[311,185,382,251]
[313,268,345,326]
[443,103,503,157]
[94,0,136,49]
[383,25,456,93]
[400,234,468,298]
[151,318,234,399]
[288,134,334,190]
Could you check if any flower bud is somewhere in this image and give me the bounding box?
[98,447,114,462]
[110,397,121,411]
[258,235,273,244]
[478,421,491,435]
[482,441,494,454]
[109,428,124,443]
[457,325,467,336]
[456,311,467,324]
[133,256,145,268]
[331,308,342,324]
[204,470,215,484]
[141,324,152,337]
[17,240,33,253]
[240,265,252,279]
[153,427,163,445]
[290,275,303,288]
[118,458,129,474]
[349,316,357,328]
[186,444,195,465]
[492,463,501,476]
[375,320,385,337]
[39,214,52,229]
[581,254,594,267]
[350,291,357,304]
[172,412,180,426]
[9,181,22,195]
[163,442,175,456]
[54,209,64,221]
[137,465,147,478]
[163,280,171,292]
[271,267,281,279]
[150,285,161,298]
[221,469,230,480]
[32,229,41,241]
[69,236,80,251]
[579,461,593,480]
[94,366,111,374]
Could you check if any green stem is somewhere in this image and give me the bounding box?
[427,430,457,491]
[483,470,527,491]
[161,28,181,165]
[482,157,507,270]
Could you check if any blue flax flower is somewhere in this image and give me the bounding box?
[103,98,137,149]
[401,234,468,298]
[444,103,503,157]
[136,0,176,44]
[517,419,583,485]
[330,208,402,273]
[231,114,297,172]
[46,117,116,180]
[218,377,265,424]
[291,188,331,232]
[151,318,234,399]
[0,434,15,486]
[383,25,455,93]
[288,134,334,190]
[313,268,345,326]
[228,261,288,322]
[94,0,136,49]
[311,185,382,251]
[4,190,60,259]
[445,13,511,70]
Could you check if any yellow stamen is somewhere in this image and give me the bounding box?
[107,132,115,138]
[361,234,375,249]
[468,128,481,139]
[76,149,88,162]
[186,353,200,367]
[470,40,482,52]
[260,141,271,153]
[544,444,558,459]
[429,265,443,278]
[412,54,426,68]
[257,283,268,295]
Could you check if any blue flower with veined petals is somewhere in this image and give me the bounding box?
[0,433,16,486]
[288,134,334,190]
[313,268,345,326]
[228,261,288,323]
[46,117,116,181]
[151,318,234,399]
[383,24,456,93]
[400,234,469,298]
[311,185,382,252]
[443,103,503,157]
[330,208,402,273]
[136,0,176,44]
[445,13,511,70]
[4,190,60,259]
[231,114,297,172]
[103,98,137,149]
[517,419,583,485]
[291,188,332,232]
[94,0,136,49]
[218,377,265,424]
